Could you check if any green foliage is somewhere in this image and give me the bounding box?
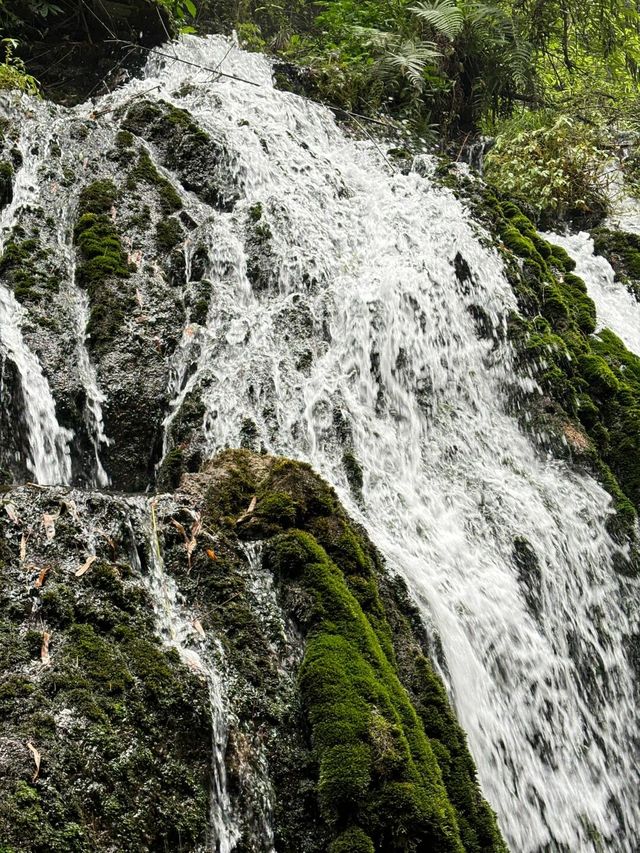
[484,115,610,224]
[0,38,39,94]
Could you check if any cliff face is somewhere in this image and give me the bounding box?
[0,450,505,852]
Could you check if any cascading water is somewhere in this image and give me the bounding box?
[543,229,640,356]
[0,32,638,852]
[135,497,240,853]
[88,35,637,851]
[57,233,111,488]
[0,128,73,484]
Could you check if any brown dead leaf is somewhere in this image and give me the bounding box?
[26,742,41,781]
[42,513,57,541]
[237,495,257,524]
[40,632,51,666]
[75,555,97,578]
[4,503,20,524]
[33,566,50,589]
[172,518,187,541]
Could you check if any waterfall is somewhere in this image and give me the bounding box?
[0,283,73,484]
[137,497,240,853]
[0,33,637,851]
[543,229,640,356]
[103,36,635,850]
[0,107,73,485]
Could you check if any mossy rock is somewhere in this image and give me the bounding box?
[591,227,640,298]
[183,450,507,851]
[454,178,640,556]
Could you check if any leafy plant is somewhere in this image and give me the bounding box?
[484,114,611,223]
[0,38,38,94]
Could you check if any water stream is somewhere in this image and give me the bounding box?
[0,123,73,484]
[139,497,240,853]
[544,229,640,356]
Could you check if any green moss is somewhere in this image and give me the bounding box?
[329,826,374,853]
[592,227,640,296]
[156,216,184,252]
[343,449,364,503]
[463,184,640,548]
[548,242,577,272]
[266,530,465,850]
[248,202,263,222]
[0,523,211,853]
[74,181,133,351]
[78,179,117,215]
[129,151,183,214]
[170,392,206,445]
[157,447,185,491]
[257,491,299,527]
[115,129,134,149]
[0,237,61,304]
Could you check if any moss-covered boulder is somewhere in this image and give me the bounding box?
[0,488,211,853]
[591,227,640,300]
[159,449,507,853]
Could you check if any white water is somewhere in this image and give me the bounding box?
[544,230,640,356]
[141,498,240,853]
[88,35,639,851]
[0,127,73,484]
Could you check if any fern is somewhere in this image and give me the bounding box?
[410,0,464,40]
[379,39,441,88]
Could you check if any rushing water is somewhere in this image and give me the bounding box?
[129,37,637,851]
[1,33,638,852]
[0,129,73,484]
[139,497,240,853]
[0,104,114,486]
[544,229,640,357]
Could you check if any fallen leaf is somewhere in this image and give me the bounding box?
[4,503,20,524]
[42,513,57,541]
[26,742,41,782]
[192,618,206,637]
[172,518,187,540]
[185,514,202,570]
[40,632,51,666]
[237,495,257,524]
[33,566,50,589]
[206,548,217,561]
[75,555,97,578]
[20,534,27,563]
